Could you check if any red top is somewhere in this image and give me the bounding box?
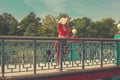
[116,31,120,34]
[57,23,70,37]
[70,35,81,43]
[70,36,78,38]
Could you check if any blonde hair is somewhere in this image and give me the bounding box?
[58,17,71,24]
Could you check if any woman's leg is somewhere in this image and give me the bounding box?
[55,53,60,65]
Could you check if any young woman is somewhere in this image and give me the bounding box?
[54,17,71,65]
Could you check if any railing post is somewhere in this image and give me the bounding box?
[82,41,85,69]
[59,40,63,72]
[100,41,103,67]
[1,39,4,78]
[116,41,119,66]
[34,40,36,74]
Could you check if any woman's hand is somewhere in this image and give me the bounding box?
[58,35,69,38]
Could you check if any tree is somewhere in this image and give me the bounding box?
[24,23,39,36]
[0,13,18,35]
[71,17,92,38]
[40,14,57,37]
[17,12,42,36]
[91,18,116,38]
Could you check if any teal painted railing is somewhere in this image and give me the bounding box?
[0,36,119,78]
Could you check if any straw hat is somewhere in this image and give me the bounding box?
[72,29,77,34]
[58,17,70,24]
[117,23,120,30]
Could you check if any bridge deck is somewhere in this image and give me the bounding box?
[1,64,116,79]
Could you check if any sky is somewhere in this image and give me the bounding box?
[0,0,120,22]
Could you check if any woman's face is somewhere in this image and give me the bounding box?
[62,24,66,27]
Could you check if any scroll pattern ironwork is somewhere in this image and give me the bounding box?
[0,38,117,77]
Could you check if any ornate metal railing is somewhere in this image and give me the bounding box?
[0,36,119,77]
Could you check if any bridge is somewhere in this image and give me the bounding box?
[0,36,120,80]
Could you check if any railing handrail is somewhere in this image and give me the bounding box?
[0,36,117,41]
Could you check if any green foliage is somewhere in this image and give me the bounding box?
[0,13,18,35]
[24,23,39,36]
[17,12,42,36]
[0,12,118,38]
[71,17,116,38]
[90,18,116,38]
[40,14,57,37]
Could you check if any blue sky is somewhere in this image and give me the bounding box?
[0,0,120,22]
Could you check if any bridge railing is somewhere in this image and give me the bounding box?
[0,36,119,77]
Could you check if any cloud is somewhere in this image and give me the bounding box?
[43,0,66,14]
[24,0,65,16]
[24,0,40,10]
[23,0,120,21]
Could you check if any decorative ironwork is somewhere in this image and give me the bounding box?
[0,37,118,78]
